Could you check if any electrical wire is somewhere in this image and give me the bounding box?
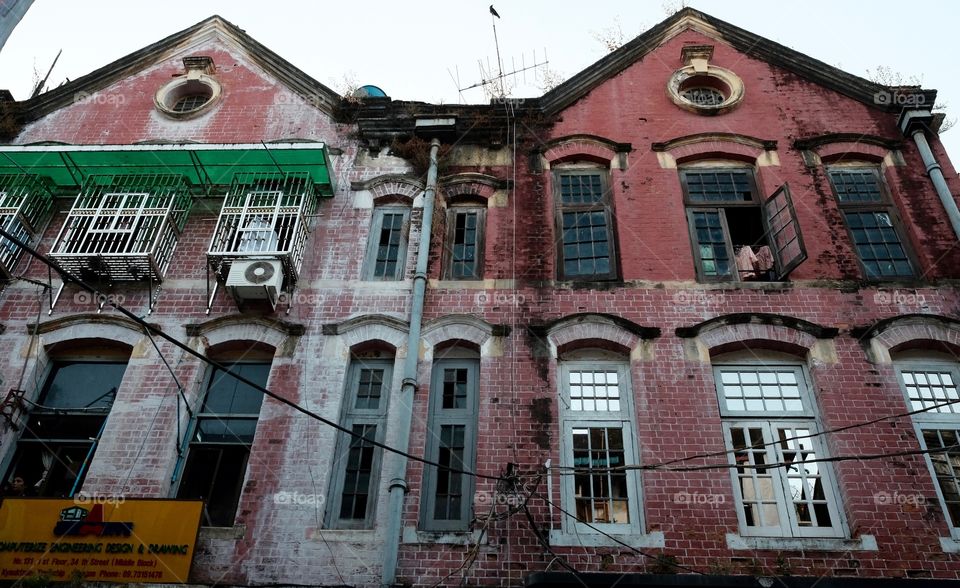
[530,486,707,576]
[539,442,960,475]
[0,226,505,484]
[651,392,960,470]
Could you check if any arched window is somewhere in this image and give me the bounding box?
[557,346,642,533]
[364,203,411,280]
[326,345,396,529]
[3,339,130,498]
[893,350,960,534]
[421,344,480,531]
[175,342,273,527]
[826,162,916,279]
[680,163,805,282]
[444,197,486,280]
[553,162,618,281]
[712,350,844,538]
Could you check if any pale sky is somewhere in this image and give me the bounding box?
[1,0,959,159]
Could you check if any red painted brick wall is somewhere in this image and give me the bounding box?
[1,19,959,588]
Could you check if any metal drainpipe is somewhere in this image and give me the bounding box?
[381,138,441,587]
[909,128,960,241]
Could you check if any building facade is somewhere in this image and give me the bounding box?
[1,8,960,588]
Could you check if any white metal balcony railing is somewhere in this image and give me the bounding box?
[207,172,316,289]
[0,174,54,279]
[50,174,193,283]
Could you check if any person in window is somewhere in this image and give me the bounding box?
[1,476,29,497]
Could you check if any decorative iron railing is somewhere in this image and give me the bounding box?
[207,172,317,289]
[50,174,192,282]
[0,174,54,279]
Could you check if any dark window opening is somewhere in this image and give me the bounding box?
[446,208,484,280]
[177,446,250,527]
[682,169,806,283]
[3,361,125,498]
[177,362,269,527]
[726,207,775,282]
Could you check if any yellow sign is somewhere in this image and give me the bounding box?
[0,498,202,584]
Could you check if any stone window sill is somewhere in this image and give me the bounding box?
[198,525,246,540]
[402,526,485,545]
[940,537,960,553]
[726,532,877,551]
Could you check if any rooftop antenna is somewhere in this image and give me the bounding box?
[456,6,549,101]
[31,48,62,98]
[489,5,504,96]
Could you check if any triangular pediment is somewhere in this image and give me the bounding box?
[18,15,340,123]
[540,7,935,116]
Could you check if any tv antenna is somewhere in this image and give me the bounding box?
[449,5,549,102]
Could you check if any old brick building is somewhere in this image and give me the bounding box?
[1,7,960,588]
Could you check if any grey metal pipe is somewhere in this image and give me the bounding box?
[381,138,441,587]
[911,129,960,241]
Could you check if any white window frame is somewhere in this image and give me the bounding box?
[894,359,960,539]
[558,360,643,536]
[715,362,845,538]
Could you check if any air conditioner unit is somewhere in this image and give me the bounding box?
[226,259,283,307]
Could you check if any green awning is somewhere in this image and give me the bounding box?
[0,142,336,196]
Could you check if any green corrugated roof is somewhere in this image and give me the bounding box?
[0,143,335,196]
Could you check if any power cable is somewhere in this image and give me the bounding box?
[539,442,960,475]
[530,486,707,576]
[0,226,505,484]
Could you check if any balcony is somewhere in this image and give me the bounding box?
[0,174,54,279]
[207,172,316,291]
[50,174,192,283]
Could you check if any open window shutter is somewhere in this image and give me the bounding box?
[762,183,807,280]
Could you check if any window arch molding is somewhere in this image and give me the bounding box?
[422,314,495,359]
[653,133,778,169]
[185,315,299,357]
[676,312,838,363]
[542,313,657,360]
[858,314,960,364]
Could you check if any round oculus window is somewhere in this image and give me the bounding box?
[155,76,221,119]
[667,66,744,115]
